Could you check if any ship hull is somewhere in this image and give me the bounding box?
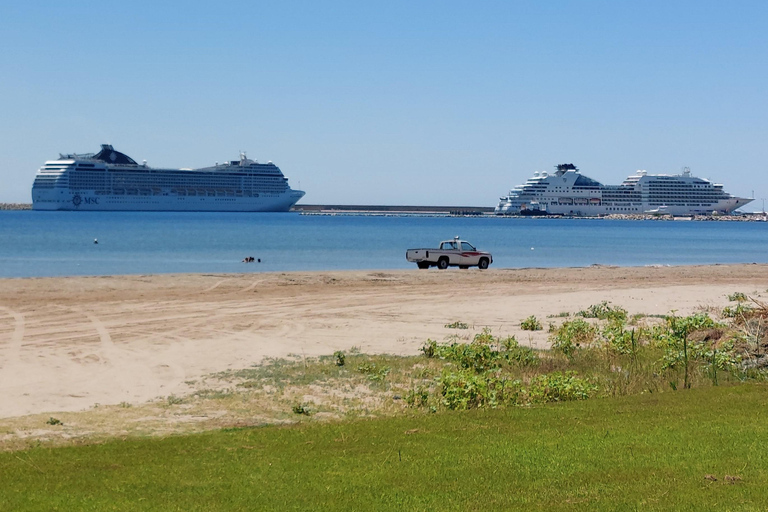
[32,190,304,212]
[499,198,751,216]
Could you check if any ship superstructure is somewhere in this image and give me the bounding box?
[495,164,751,216]
[32,144,305,212]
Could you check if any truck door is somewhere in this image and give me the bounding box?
[459,241,478,265]
[440,241,458,265]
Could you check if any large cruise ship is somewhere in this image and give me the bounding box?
[32,144,305,212]
[494,164,752,216]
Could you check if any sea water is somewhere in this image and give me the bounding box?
[1,211,767,278]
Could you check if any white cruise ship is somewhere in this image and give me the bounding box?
[32,144,305,212]
[494,164,752,216]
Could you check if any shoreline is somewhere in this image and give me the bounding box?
[1,264,767,420]
[1,261,766,281]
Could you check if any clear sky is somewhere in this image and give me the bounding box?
[1,1,767,208]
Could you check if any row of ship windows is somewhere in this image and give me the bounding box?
[68,177,284,183]
[520,191,724,201]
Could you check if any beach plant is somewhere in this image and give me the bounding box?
[501,336,540,367]
[520,315,543,331]
[420,339,437,358]
[526,371,596,403]
[438,369,523,410]
[444,321,469,329]
[357,362,391,382]
[657,313,718,389]
[601,319,638,357]
[292,404,311,415]
[434,341,503,373]
[333,350,346,367]
[722,303,753,318]
[166,395,183,406]
[550,318,598,359]
[46,417,62,426]
[728,292,748,302]
[577,301,628,321]
[404,387,430,407]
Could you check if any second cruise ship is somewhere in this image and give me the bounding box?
[32,144,305,212]
[495,164,752,216]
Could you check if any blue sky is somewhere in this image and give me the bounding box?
[2,1,767,208]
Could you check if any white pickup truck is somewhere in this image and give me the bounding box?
[406,237,493,270]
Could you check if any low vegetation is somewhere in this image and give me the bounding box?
[4,293,768,507]
[520,315,543,331]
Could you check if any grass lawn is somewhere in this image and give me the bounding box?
[2,384,767,511]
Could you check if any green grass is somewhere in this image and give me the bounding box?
[2,384,767,511]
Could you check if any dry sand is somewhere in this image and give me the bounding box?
[1,264,767,420]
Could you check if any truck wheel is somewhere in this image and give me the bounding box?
[417,262,430,269]
[478,258,489,270]
[437,257,449,270]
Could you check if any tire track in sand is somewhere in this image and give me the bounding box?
[84,309,186,399]
[0,306,24,373]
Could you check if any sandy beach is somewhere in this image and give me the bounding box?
[1,264,767,420]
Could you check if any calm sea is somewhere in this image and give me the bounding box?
[1,211,767,278]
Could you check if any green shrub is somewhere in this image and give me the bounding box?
[657,313,725,389]
[601,320,637,356]
[439,370,522,410]
[357,362,391,381]
[722,303,753,318]
[550,319,597,359]
[46,417,62,426]
[728,292,748,302]
[434,342,503,373]
[520,315,543,331]
[420,339,437,358]
[292,404,311,415]
[427,333,539,372]
[333,350,346,367]
[501,336,540,367]
[526,371,596,403]
[445,321,469,329]
[405,387,430,407]
[577,301,627,321]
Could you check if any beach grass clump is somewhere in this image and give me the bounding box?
[520,315,543,331]
[550,318,598,359]
[438,370,523,410]
[444,320,470,329]
[728,291,748,302]
[723,302,753,318]
[577,301,628,321]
